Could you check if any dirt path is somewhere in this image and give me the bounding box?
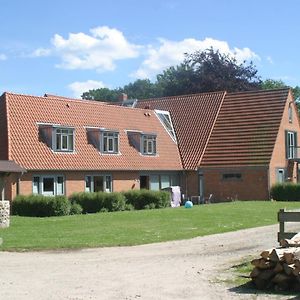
[1,224,300,300]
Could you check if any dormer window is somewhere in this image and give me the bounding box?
[54,128,74,152]
[142,134,157,155]
[101,131,119,154]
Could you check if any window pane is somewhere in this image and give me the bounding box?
[33,177,40,194]
[108,137,113,151]
[56,133,61,150]
[161,175,170,189]
[114,136,118,153]
[150,175,159,190]
[69,134,74,151]
[43,177,55,195]
[105,176,112,192]
[62,135,68,149]
[57,176,64,195]
[85,176,92,192]
[148,140,153,153]
[171,175,179,186]
[142,135,156,155]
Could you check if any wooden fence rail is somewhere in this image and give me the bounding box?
[277,209,300,242]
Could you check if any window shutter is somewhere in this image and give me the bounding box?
[295,132,298,158]
[285,130,288,159]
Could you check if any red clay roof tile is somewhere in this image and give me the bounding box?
[201,89,290,167]
[136,92,226,169]
[4,92,182,171]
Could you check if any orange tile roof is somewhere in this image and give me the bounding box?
[201,89,290,167]
[3,92,182,171]
[136,92,226,169]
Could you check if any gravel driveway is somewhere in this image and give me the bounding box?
[1,224,300,300]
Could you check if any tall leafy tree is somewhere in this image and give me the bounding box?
[82,88,120,102]
[156,48,261,96]
[122,79,162,99]
[260,79,300,103]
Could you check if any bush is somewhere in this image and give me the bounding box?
[70,203,83,215]
[69,192,100,213]
[12,195,71,217]
[123,190,170,210]
[271,183,300,201]
[70,192,126,213]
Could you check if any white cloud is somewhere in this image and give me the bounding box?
[48,26,141,71]
[132,37,260,79]
[32,48,52,57]
[0,53,7,61]
[68,80,106,98]
[267,56,274,64]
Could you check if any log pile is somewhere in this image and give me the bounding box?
[250,235,300,291]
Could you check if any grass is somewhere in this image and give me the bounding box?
[1,200,300,251]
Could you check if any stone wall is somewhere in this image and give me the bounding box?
[0,201,10,228]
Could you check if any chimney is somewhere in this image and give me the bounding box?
[119,93,128,102]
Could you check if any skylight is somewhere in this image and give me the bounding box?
[155,110,177,143]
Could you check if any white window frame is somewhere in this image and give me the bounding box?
[53,127,74,152]
[32,175,65,196]
[101,131,119,154]
[141,134,157,155]
[85,175,112,193]
[155,110,177,143]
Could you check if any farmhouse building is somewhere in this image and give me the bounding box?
[137,89,300,201]
[0,92,182,200]
[0,88,299,202]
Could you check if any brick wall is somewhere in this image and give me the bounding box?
[270,92,300,185]
[201,167,269,201]
[11,170,142,200]
[181,171,199,199]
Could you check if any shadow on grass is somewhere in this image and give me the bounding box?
[229,280,300,300]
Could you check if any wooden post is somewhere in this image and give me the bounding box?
[0,176,4,201]
[278,209,285,242]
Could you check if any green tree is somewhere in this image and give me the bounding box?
[156,48,261,96]
[260,79,300,103]
[122,79,162,99]
[82,88,120,102]
[260,79,287,90]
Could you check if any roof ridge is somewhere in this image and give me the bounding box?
[226,88,290,96]
[197,91,227,167]
[5,91,158,113]
[138,90,226,102]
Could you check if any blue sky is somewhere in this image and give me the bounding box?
[0,0,299,98]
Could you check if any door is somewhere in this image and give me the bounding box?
[94,176,104,192]
[140,176,149,189]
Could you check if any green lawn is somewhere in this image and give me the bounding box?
[1,201,300,251]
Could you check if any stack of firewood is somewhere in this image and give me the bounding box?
[250,233,300,291]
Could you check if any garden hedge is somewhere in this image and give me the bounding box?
[12,189,171,217]
[123,189,170,210]
[271,183,300,201]
[12,195,71,217]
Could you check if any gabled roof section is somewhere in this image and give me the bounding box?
[201,89,290,167]
[3,92,182,171]
[0,160,26,173]
[136,92,226,169]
